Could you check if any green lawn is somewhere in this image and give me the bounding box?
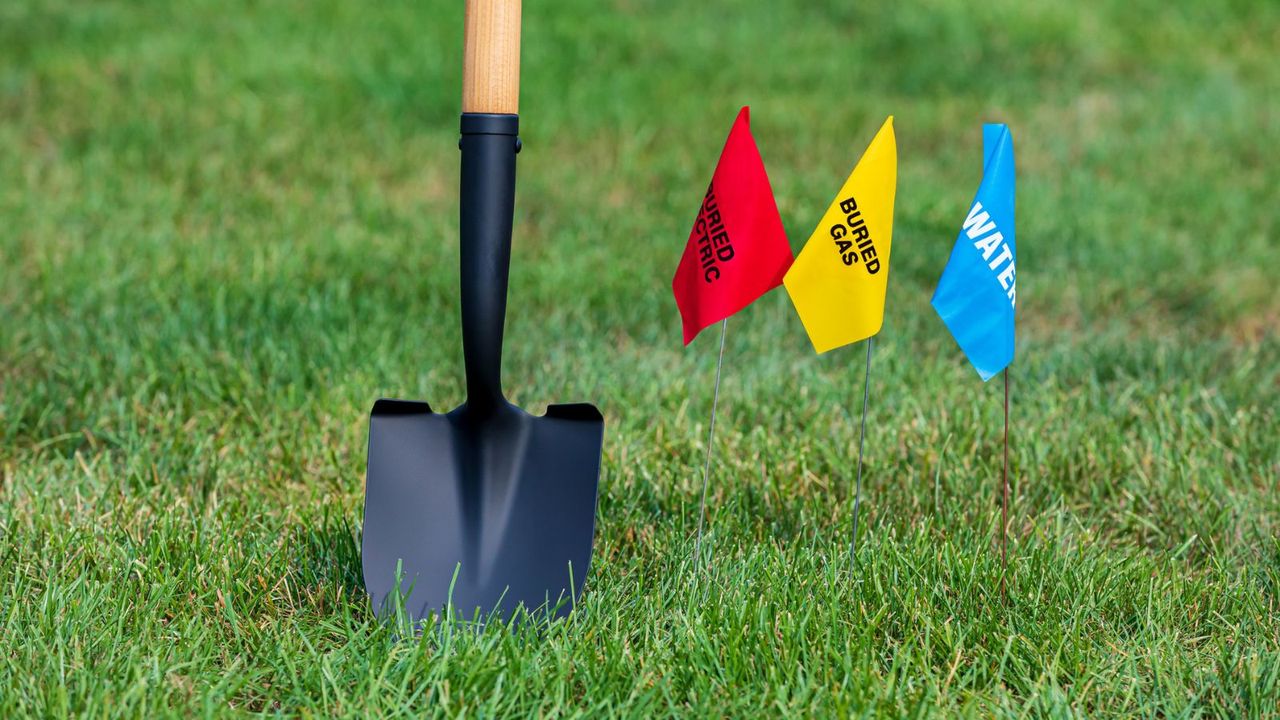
[2,0,1279,716]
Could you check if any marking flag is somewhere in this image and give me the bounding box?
[783,117,897,353]
[931,124,1017,380]
[672,107,792,345]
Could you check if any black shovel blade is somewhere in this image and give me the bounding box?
[361,399,603,623]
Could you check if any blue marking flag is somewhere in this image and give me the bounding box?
[931,124,1016,381]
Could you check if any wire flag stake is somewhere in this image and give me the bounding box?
[1000,367,1010,598]
[693,318,728,569]
[849,336,874,570]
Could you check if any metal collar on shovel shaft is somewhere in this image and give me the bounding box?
[361,0,604,625]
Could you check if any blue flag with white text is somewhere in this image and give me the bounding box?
[931,124,1016,381]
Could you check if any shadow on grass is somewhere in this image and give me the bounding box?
[289,509,366,605]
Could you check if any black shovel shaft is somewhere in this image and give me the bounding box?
[459,112,520,414]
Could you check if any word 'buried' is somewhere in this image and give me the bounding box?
[693,184,735,282]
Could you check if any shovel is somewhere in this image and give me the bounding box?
[361,0,604,623]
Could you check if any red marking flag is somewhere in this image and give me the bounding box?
[672,107,793,344]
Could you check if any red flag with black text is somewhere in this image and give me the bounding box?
[672,107,792,344]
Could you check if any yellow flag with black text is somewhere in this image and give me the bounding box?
[784,117,897,353]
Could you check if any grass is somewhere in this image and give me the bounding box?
[2,0,1279,716]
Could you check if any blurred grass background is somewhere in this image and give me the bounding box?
[1,0,1278,716]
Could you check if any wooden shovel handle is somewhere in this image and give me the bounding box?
[463,0,521,114]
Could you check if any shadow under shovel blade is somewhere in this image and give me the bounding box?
[361,399,603,623]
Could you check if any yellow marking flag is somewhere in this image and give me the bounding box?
[784,117,897,353]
